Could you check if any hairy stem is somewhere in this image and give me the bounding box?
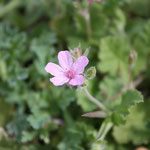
[86,4,92,40]
[129,65,134,89]
[96,122,113,141]
[83,87,108,113]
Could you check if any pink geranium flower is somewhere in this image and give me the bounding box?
[45,51,89,86]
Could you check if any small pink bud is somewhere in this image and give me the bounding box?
[73,47,82,59]
[129,50,137,67]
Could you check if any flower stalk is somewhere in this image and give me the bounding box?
[83,87,108,113]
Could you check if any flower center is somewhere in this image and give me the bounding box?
[65,70,75,79]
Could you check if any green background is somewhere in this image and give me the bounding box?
[0,0,150,149]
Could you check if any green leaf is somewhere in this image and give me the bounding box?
[39,130,50,144]
[127,0,150,17]
[30,32,56,75]
[6,110,29,142]
[90,3,109,45]
[111,89,144,125]
[58,122,96,150]
[99,76,123,110]
[113,100,150,145]
[21,131,37,143]
[27,111,50,130]
[130,20,150,75]
[120,90,143,109]
[98,35,131,82]
[113,8,126,32]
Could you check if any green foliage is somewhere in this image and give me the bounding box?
[99,76,123,108]
[0,0,149,149]
[21,131,37,143]
[27,111,50,130]
[111,89,144,125]
[127,0,150,17]
[58,122,97,150]
[90,3,109,45]
[98,34,131,82]
[113,100,150,145]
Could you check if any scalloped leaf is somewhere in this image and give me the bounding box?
[111,89,144,125]
[98,35,131,82]
[27,111,50,130]
[113,100,150,145]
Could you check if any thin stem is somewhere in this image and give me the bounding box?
[86,4,92,40]
[134,75,144,88]
[107,87,127,101]
[83,87,108,112]
[107,91,123,101]
[129,65,134,88]
[96,122,113,141]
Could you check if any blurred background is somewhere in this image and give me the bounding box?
[0,0,150,149]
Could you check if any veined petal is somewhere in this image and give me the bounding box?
[72,56,89,74]
[45,63,64,76]
[69,75,84,86]
[58,51,73,70]
[50,76,69,86]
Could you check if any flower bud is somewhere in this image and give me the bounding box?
[85,66,96,79]
[129,50,137,67]
[74,47,82,58]
[70,47,89,61]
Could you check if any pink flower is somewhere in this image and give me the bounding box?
[45,51,89,86]
[88,0,102,4]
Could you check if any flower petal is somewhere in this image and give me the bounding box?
[58,51,73,70]
[50,76,69,86]
[45,63,64,76]
[72,56,89,74]
[69,75,84,86]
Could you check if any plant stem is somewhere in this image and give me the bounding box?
[129,65,134,89]
[134,75,144,88]
[83,87,108,113]
[86,4,92,41]
[0,0,21,18]
[107,86,127,101]
[96,122,113,141]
